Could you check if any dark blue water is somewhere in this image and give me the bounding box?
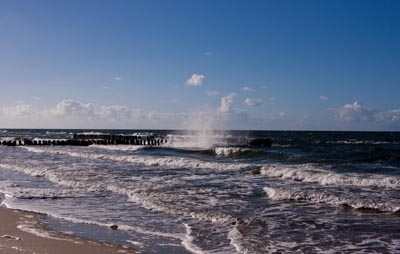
[0,129,399,253]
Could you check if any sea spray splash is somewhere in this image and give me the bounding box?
[169,109,228,149]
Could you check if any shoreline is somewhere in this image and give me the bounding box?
[0,205,135,254]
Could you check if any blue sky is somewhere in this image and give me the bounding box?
[1,0,399,130]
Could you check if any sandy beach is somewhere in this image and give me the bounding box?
[0,206,135,254]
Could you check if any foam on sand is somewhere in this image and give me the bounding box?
[17,224,68,241]
[0,206,134,254]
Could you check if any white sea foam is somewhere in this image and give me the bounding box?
[0,137,16,141]
[124,188,236,224]
[166,133,225,149]
[260,164,400,189]
[228,226,251,254]
[22,146,251,171]
[181,224,208,254]
[326,140,400,145]
[0,160,237,231]
[214,147,251,157]
[0,163,107,192]
[17,224,68,241]
[80,132,108,135]
[3,196,182,242]
[46,131,67,135]
[118,224,184,240]
[264,187,400,213]
[125,240,144,247]
[89,145,145,151]
[1,186,101,200]
[1,234,21,240]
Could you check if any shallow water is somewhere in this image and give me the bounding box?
[0,130,399,253]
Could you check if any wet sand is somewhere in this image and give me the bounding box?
[0,206,135,254]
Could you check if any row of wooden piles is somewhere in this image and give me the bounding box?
[0,133,168,146]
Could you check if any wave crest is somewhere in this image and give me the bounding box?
[260,164,400,190]
[264,187,400,213]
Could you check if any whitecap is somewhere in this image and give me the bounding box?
[260,164,400,190]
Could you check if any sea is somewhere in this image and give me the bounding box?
[0,129,399,254]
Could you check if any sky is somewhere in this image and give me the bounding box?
[0,0,400,130]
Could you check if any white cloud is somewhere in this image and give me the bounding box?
[244,98,262,106]
[3,99,397,130]
[333,101,400,124]
[51,100,96,118]
[218,93,236,113]
[99,105,136,120]
[114,76,130,81]
[0,104,33,117]
[243,86,254,92]
[186,74,205,87]
[0,100,191,129]
[269,97,276,102]
[320,96,329,101]
[32,96,40,101]
[206,90,219,97]
[375,109,400,123]
[204,51,213,56]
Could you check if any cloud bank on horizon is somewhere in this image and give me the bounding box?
[0,1,399,131]
[1,97,400,130]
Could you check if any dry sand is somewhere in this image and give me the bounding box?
[0,206,135,254]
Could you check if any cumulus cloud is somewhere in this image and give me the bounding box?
[0,99,184,128]
[51,100,96,118]
[244,98,262,106]
[320,96,329,101]
[218,93,236,113]
[333,101,400,124]
[186,74,205,87]
[243,86,254,92]
[206,90,219,97]
[0,104,33,117]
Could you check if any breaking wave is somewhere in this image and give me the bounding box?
[89,144,145,151]
[326,140,400,145]
[1,187,103,200]
[22,146,252,171]
[214,147,253,157]
[260,164,400,190]
[264,187,400,213]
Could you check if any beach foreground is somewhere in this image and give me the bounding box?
[0,206,134,254]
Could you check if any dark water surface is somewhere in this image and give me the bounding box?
[0,129,399,253]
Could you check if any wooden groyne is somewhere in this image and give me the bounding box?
[0,132,271,148]
[73,132,167,145]
[0,132,167,147]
